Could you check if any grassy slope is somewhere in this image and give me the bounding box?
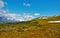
[0,16,60,38]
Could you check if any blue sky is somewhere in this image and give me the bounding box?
[0,0,60,21]
[3,0,60,16]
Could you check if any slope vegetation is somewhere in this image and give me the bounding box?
[0,15,60,38]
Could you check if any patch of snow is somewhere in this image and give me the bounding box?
[48,21,60,23]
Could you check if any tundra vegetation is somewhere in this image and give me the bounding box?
[0,15,60,38]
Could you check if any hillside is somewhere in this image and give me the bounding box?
[0,15,60,38]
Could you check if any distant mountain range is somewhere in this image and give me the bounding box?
[0,14,60,23]
[0,16,19,23]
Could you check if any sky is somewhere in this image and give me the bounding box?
[0,0,60,21]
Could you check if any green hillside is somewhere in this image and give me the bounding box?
[0,15,60,38]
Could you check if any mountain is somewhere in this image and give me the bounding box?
[0,15,60,38]
[0,16,18,23]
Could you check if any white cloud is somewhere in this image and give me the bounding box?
[7,13,34,21]
[0,1,4,8]
[0,10,35,21]
[34,13,40,16]
[23,15,34,20]
[23,3,31,7]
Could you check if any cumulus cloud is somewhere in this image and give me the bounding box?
[0,10,35,21]
[23,14,34,21]
[23,3,31,7]
[0,1,4,8]
[34,13,40,16]
[8,13,34,21]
